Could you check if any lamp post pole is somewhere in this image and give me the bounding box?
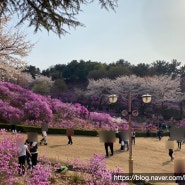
[128,91,133,175]
[108,93,152,183]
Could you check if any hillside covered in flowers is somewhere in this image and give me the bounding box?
[0,82,128,130]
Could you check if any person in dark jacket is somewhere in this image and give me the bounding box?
[177,140,183,150]
[104,142,113,157]
[169,148,174,161]
[29,141,38,167]
[132,131,136,144]
[66,128,74,145]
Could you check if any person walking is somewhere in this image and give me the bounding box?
[118,134,124,151]
[177,140,182,150]
[104,142,114,157]
[115,127,119,138]
[124,140,129,151]
[157,130,163,140]
[120,140,125,151]
[169,148,174,161]
[66,128,74,145]
[40,130,47,145]
[12,124,17,134]
[132,131,136,144]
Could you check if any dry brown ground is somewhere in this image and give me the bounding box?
[34,134,185,185]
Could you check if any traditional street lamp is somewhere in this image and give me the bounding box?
[108,94,118,104]
[142,94,152,104]
[109,92,152,177]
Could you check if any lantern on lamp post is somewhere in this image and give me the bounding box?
[108,94,118,104]
[142,94,152,104]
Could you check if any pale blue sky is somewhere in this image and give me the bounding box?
[24,0,185,70]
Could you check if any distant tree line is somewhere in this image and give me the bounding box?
[22,59,185,105]
[27,59,184,83]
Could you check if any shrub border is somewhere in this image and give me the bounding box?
[0,123,169,137]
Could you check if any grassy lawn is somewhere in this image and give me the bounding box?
[32,134,184,185]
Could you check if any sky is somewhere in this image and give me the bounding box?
[23,0,185,71]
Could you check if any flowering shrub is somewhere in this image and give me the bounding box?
[26,163,52,185]
[67,153,126,185]
[0,84,12,100]
[0,81,128,130]
[24,100,53,124]
[0,100,24,123]
[74,103,89,118]
[0,129,20,185]
[0,130,52,185]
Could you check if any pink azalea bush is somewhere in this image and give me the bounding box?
[0,129,52,185]
[67,153,126,185]
[24,100,53,124]
[0,82,128,130]
[26,161,52,185]
[0,100,24,123]
[0,129,19,185]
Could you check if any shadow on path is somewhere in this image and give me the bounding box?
[162,160,172,166]
[114,149,129,155]
[174,149,180,152]
[50,144,68,148]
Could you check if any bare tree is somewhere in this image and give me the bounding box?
[0,17,33,81]
[0,0,118,37]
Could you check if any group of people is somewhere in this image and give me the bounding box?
[17,127,73,175]
[119,137,129,151]
[103,129,183,163]
[119,131,135,151]
[18,139,38,175]
[104,130,136,157]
